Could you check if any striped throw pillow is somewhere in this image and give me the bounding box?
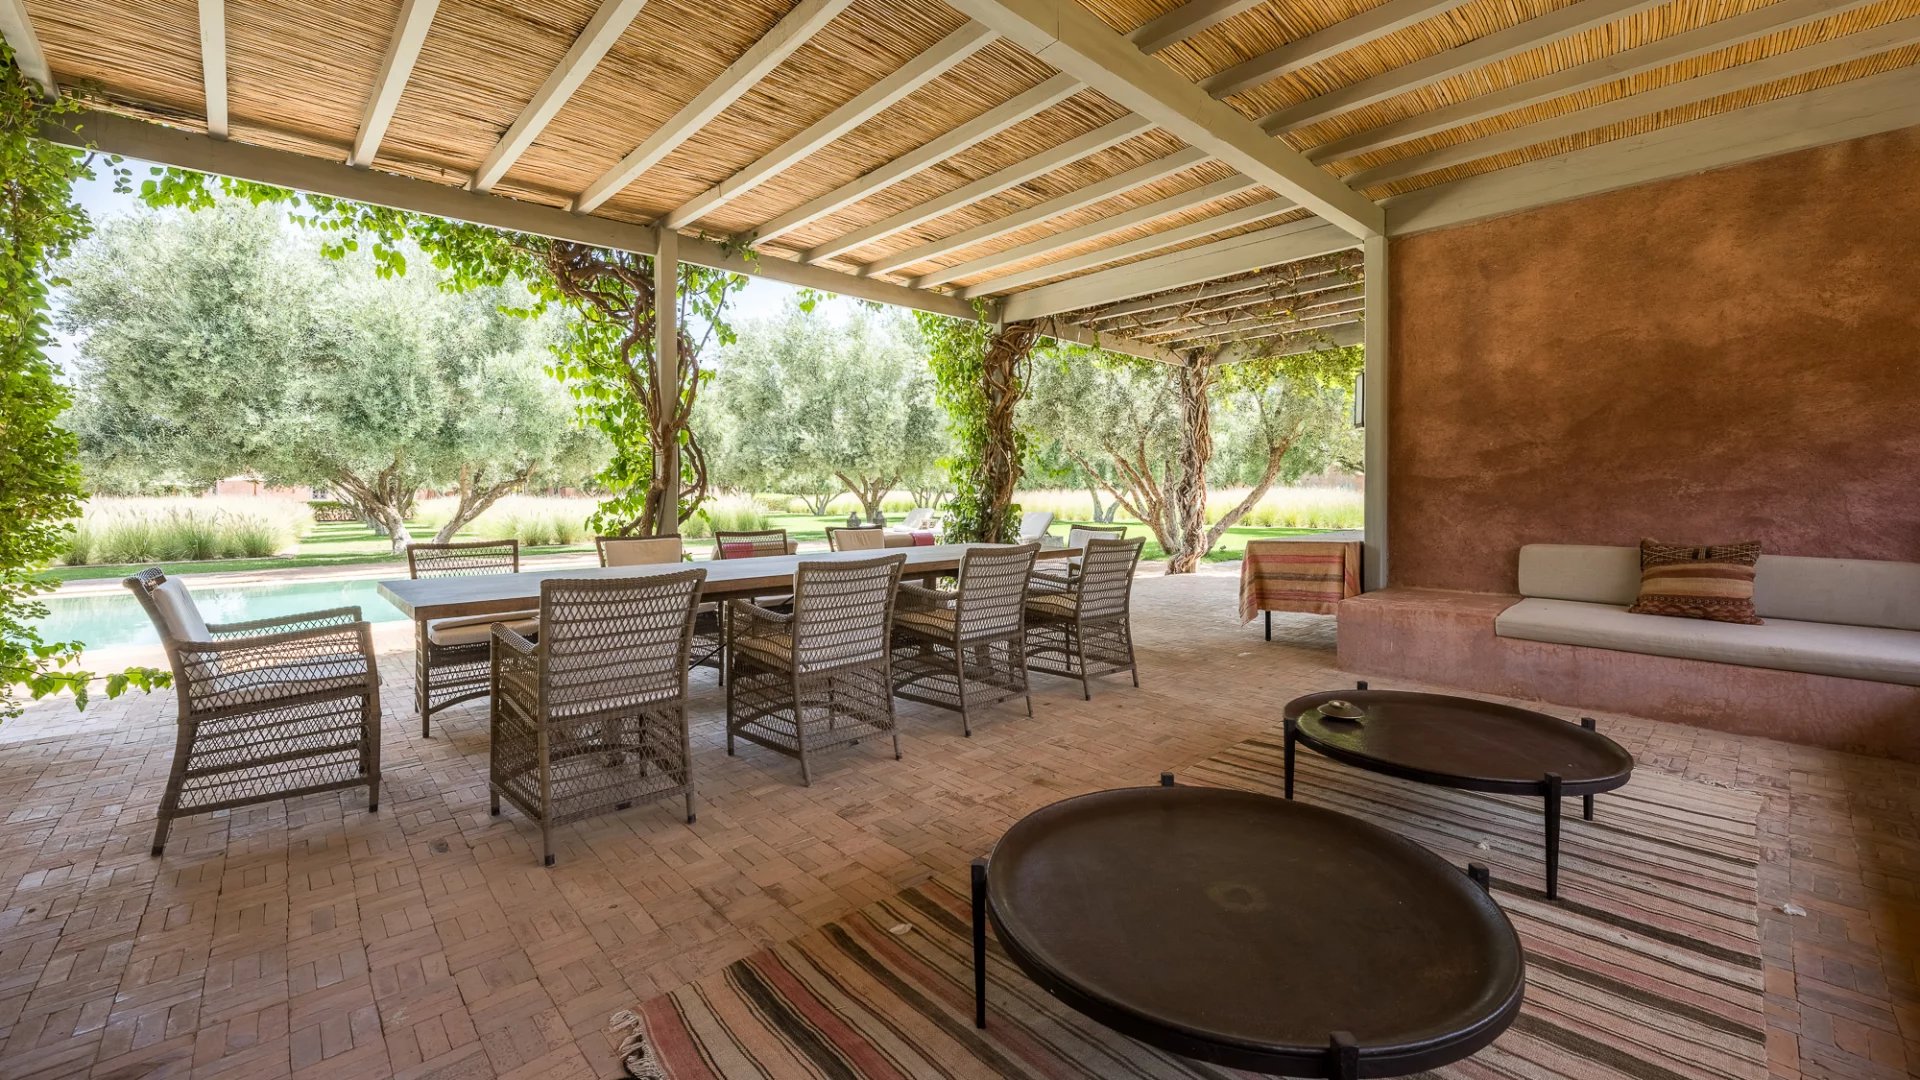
[1627,540,1764,624]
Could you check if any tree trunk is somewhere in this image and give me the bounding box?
[1203,435,1295,553]
[834,471,899,524]
[432,462,536,544]
[1165,359,1216,574]
[333,463,415,556]
[798,490,835,515]
[978,321,1039,543]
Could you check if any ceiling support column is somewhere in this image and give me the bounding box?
[1361,234,1389,589]
[653,228,681,536]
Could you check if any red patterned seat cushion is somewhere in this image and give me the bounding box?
[1626,540,1764,624]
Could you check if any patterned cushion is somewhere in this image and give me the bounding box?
[895,607,958,639]
[732,633,795,670]
[1025,592,1079,619]
[1627,540,1764,625]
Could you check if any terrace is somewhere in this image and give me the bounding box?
[1,0,1917,1078]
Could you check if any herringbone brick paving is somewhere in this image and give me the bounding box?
[0,567,1914,1078]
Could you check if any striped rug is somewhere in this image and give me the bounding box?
[621,728,1768,1079]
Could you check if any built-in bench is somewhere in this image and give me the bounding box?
[1337,546,1920,761]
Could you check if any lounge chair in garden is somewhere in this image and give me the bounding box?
[1016,510,1055,545]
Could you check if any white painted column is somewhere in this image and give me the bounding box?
[1361,233,1389,589]
[654,228,681,536]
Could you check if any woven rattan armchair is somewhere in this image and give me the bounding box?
[124,568,380,856]
[826,526,887,551]
[726,554,906,785]
[892,543,1040,735]
[712,529,796,558]
[489,568,707,866]
[1033,525,1129,588]
[408,539,537,737]
[1024,536,1144,700]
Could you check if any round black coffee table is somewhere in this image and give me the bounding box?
[972,781,1525,1078]
[1283,688,1634,900]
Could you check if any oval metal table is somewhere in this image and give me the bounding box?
[1283,688,1635,900]
[972,782,1526,1078]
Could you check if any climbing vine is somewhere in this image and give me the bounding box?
[133,170,746,535]
[1,48,167,716]
[914,309,1036,543]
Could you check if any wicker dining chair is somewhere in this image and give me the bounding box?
[892,543,1041,735]
[489,568,707,866]
[408,539,537,737]
[712,529,796,558]
[1024,536,1145,700]
[124,568,381,856]
[726,554,907,785]
[596,535,684,566]
[1033,524,1129,589]
[826,526,887,552]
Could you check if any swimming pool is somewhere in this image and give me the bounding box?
[35,578,408,649]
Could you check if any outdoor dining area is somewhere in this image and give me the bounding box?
[120,530,1146,867]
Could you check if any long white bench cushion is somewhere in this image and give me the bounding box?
[427,611,539,647]
[1496,598,1920,686]
[1518,545,1920,630]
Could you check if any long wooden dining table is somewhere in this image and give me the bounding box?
[375,542,1075,622]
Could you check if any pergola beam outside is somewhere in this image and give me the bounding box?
[1001,217,1357,320]
[1258,0,1665,135]
[471,0,651,193]
[1136,285,1364,340]
[944,0,1385,238]
[1075,261,1357,323]
[1344,19,1920,190]
[351,0,441,167]
[1213,321,1363,364]
[1306,0,1881,165]
[197,0,228,138]
[0,0,54,96]
[1108,273,1362,330]
[572,0,854,214]
[665,22,998,228]
[1154,304,1364,347]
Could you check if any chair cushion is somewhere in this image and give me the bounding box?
[896,607,958,638]
[1497,598,1920,686]
[1627,540,1763,625]
[1026,592,1078,619]
[427,611,539,647]
[149,576,212,642]
[197,654,370,710]
[732,633,794,670]
[1753,554,1920,631]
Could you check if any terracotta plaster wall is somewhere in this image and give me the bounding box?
[1387,125,1920,594]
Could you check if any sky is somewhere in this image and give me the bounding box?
[50,157,832,372]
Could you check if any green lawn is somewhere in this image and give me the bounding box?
[44,512,1345,583]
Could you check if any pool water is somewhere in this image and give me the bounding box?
[36,578,407,649]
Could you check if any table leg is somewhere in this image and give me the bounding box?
[1466,863,1491,893]
[1544,772,1564,900]
[1283,717,1297,800]
[1328,1031,1358,1080]
[970,858,988,1029]
[1580,717,1597,821]
[1264,611,1271,641]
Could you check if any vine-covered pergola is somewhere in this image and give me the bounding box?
[9,0,1914,584]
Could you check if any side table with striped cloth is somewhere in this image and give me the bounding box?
[1239,536,1364,638]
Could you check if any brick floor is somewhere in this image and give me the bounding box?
[0,566,1914,1079]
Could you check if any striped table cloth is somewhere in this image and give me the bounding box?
[1239,538,1362,621]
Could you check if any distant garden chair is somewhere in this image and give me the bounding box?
[892,543,1040,735]
[712,529,796,559]
[895,508,935,532]
[596,535,683,566]
[827,526,887,552]
[124,568,381,856]
[726,554,906,785]
[488,569,706,866]
[1016,510,1055,545]
[408,539,536,737]
[1024,536,1145,700]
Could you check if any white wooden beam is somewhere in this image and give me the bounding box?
[351,0,440,167]
[197,0,227,138]
[1360,234,1386,588]
[0,0,54,97]
[1258,0,1664,135]
[915,175,1258,287]
[1137,284,1364,339]
[961,197,1296,298]
[1001,217,1358,320]
[41,109,991,323]
[665,22,997,229]
[573,0,854,214]
[1078,261,1357,323]
[1033,318,1187,364]
[804,115,1152,264]
[472,0,648,193]
[1154,302,1363,345]
[1213,321,1364,364]
[748,73,1079,245]
[1307,0,1881,165]
[1110,273,1361,330]
[1130,0,1267,54]
[1200,0,1473,99]
[1384,61,1920,235]
[1345,18,1920,190]
[945,0,1385,238]
[861,147,1210,278]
